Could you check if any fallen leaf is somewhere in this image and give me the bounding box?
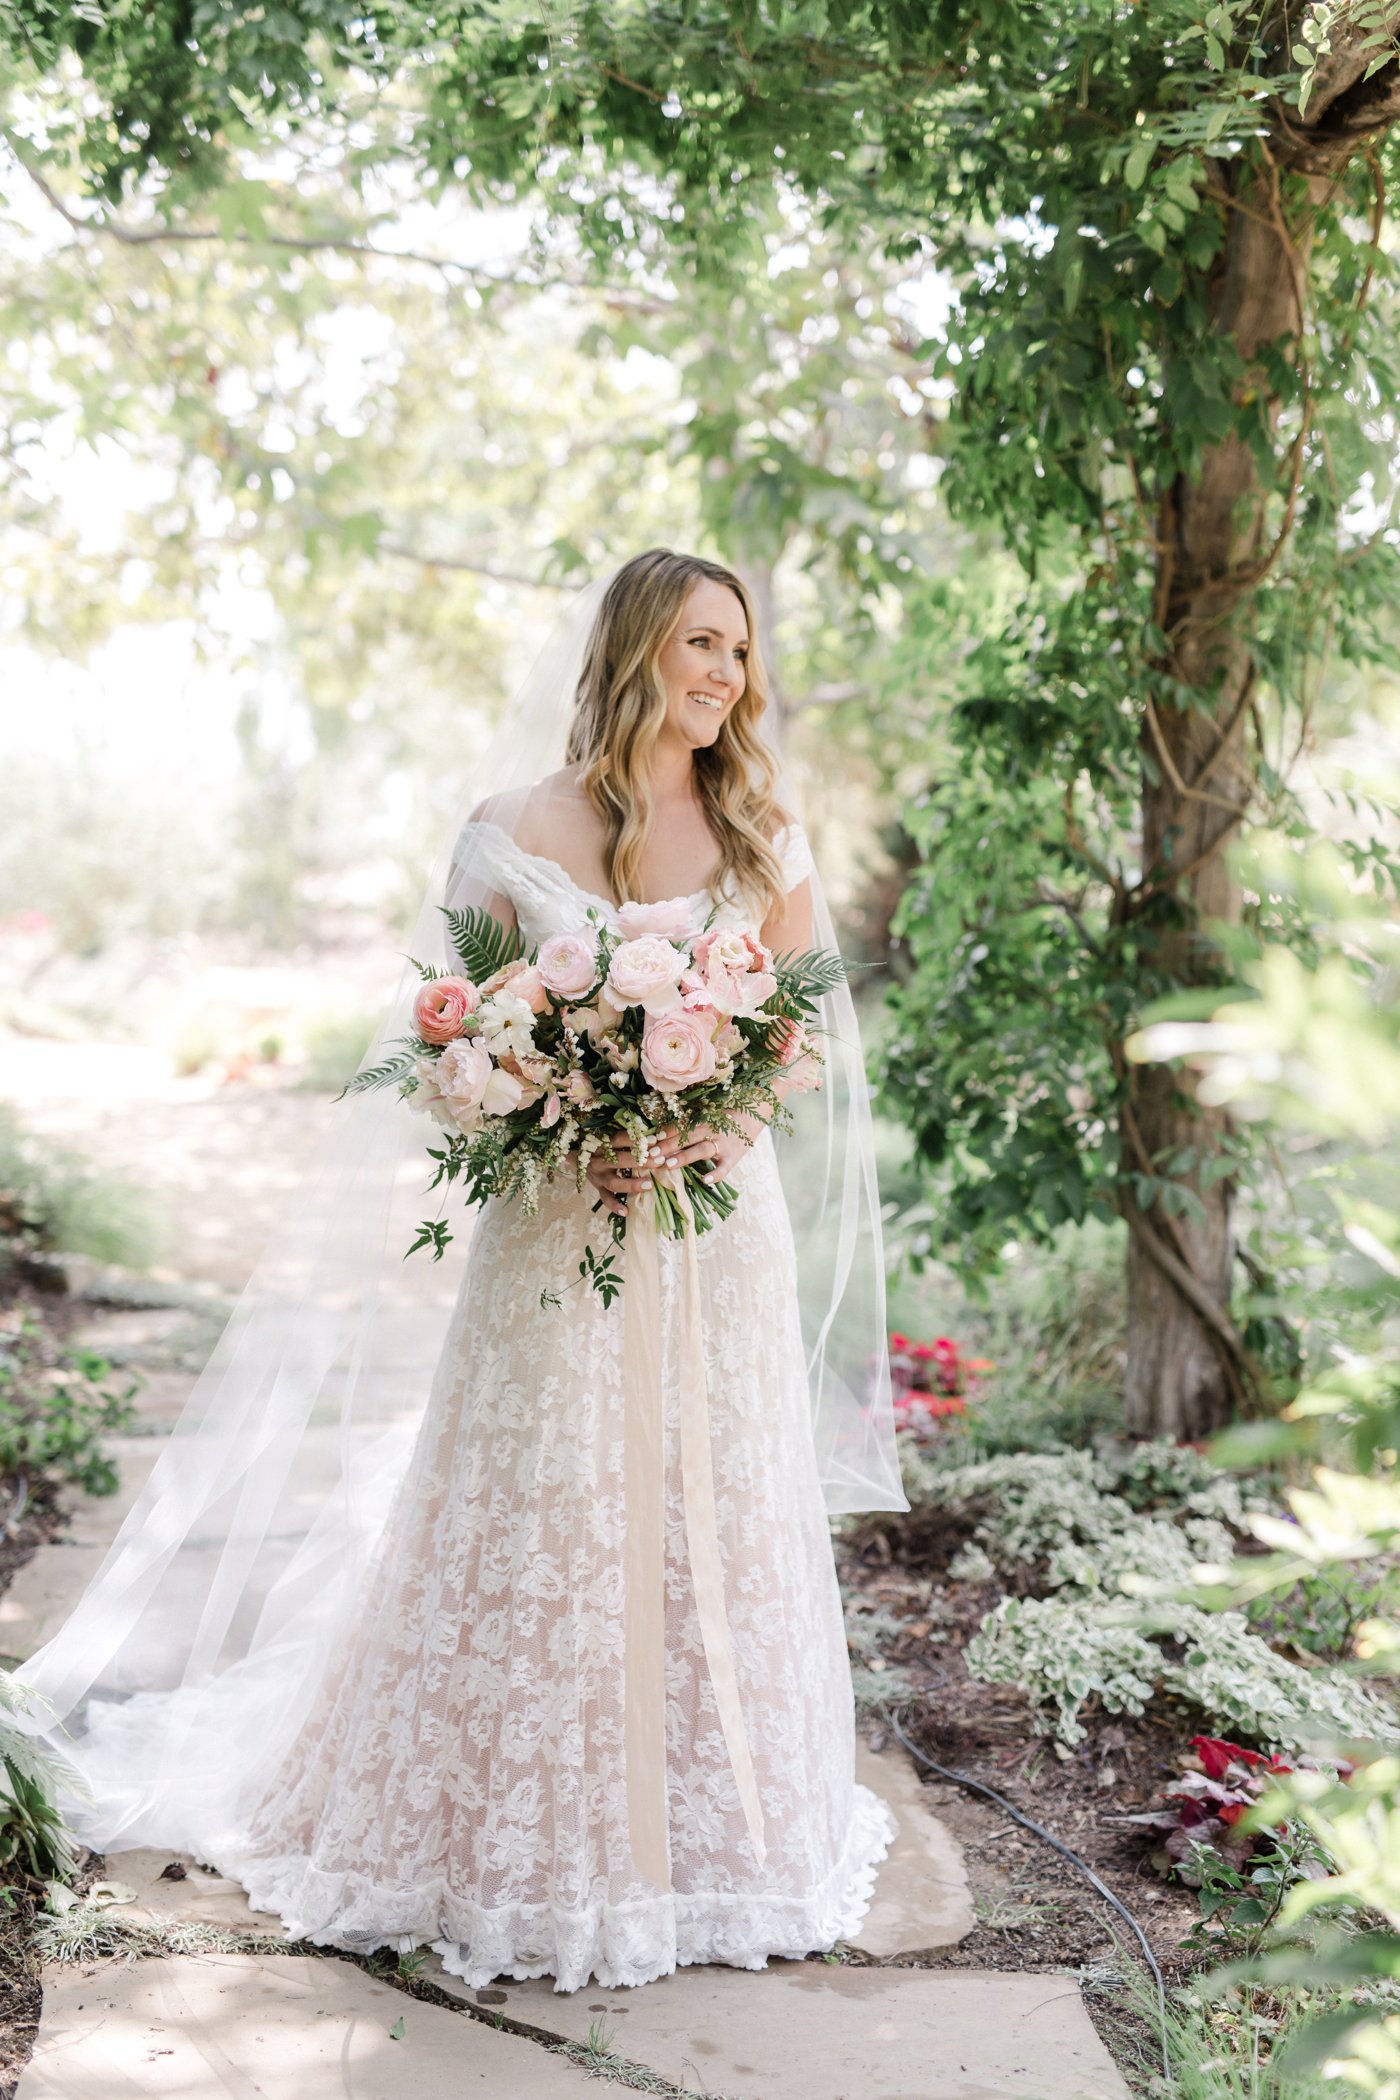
[389,2015,404,2041]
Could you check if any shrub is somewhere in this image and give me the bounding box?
[0,1315,138,1498]
[0,1104,161,1270]
[906,1442,1394,1750]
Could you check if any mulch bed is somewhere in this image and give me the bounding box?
[836,1507,1208,1983]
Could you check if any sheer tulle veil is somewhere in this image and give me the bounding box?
[14,553,908,1854]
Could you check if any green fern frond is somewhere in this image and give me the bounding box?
[772,947,846,1013]
[440,904,528,982]
[335,1044,418,1100]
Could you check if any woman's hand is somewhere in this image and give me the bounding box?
[665,1119,755,1184]
[583,1132,678,1218]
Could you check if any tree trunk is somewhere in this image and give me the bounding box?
[1122,14,1400,1433]
[1123,74,1366,1435]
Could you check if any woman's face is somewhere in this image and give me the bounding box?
[655,577,749,751]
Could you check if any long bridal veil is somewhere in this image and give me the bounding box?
[14,555,908,1856]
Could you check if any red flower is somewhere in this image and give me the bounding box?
[1190,1736,1252,1780]
[889,1333,912,1353]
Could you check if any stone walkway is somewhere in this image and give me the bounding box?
[2,1043,1132,2099]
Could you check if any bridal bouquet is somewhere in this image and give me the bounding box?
[343,896,841,1304]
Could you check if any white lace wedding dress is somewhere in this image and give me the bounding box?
[215,816,895,1992]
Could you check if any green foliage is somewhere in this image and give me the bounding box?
[905,1443,1393,1749]
[0,1672,83,1885]
[440,902,528,986]
[0,1105,160,1271]
[1130,842,1400,2083]
[0,1316,139,1498]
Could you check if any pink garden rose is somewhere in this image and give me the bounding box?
[690,928,778,1017]
[536,930,600,1000]
[640,1010,719,1093]
[413,975,479,1044]
[606,936,688,1016]
[615,896,695,940]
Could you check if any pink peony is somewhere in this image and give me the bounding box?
[606,936,688,1017]
[496,1054,544,1110]
[640,1010,719,1093]
[615,896,696,940]
[482,1066,525,1116]
[435,1038,495,1131]
[536,930,600,1000]
[409,1052,461,1131]
[690,928,778,1017]
[781,1048,823,1095]
[413,975,479,1044]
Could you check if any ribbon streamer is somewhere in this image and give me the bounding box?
[622,1169,768,1891]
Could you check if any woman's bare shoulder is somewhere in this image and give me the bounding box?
[467,768,588,840]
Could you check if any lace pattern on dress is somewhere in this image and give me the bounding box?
[211,810,893,1994]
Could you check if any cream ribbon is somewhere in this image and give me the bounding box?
[622,1167,768,1890]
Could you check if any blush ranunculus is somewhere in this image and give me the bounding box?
[640,1010,718,1093]
[536,930,600,1000]
[606,936,687,1016]
[615,896,696,940]
[413,975,479,1044]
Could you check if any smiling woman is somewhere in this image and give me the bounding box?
[15,547,907,1999]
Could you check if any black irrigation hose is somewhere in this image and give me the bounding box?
[887,1707,1173,2087]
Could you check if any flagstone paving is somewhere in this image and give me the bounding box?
[431,1962,1131,2100]
[15,1953,597,2099]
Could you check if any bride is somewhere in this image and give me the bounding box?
[16,546,908,1994]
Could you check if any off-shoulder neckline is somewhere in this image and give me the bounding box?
[462,815,800,918]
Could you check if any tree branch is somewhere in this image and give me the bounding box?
[377,542,584,590]
[3,127,671,312]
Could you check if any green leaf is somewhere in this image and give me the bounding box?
[1124,138,1154,190]
[335,1047,417,1100]
[440,904,528,983]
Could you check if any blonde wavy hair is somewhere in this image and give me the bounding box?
[564,548,788,924]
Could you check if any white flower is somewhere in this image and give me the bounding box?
[477,990,538,1061]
